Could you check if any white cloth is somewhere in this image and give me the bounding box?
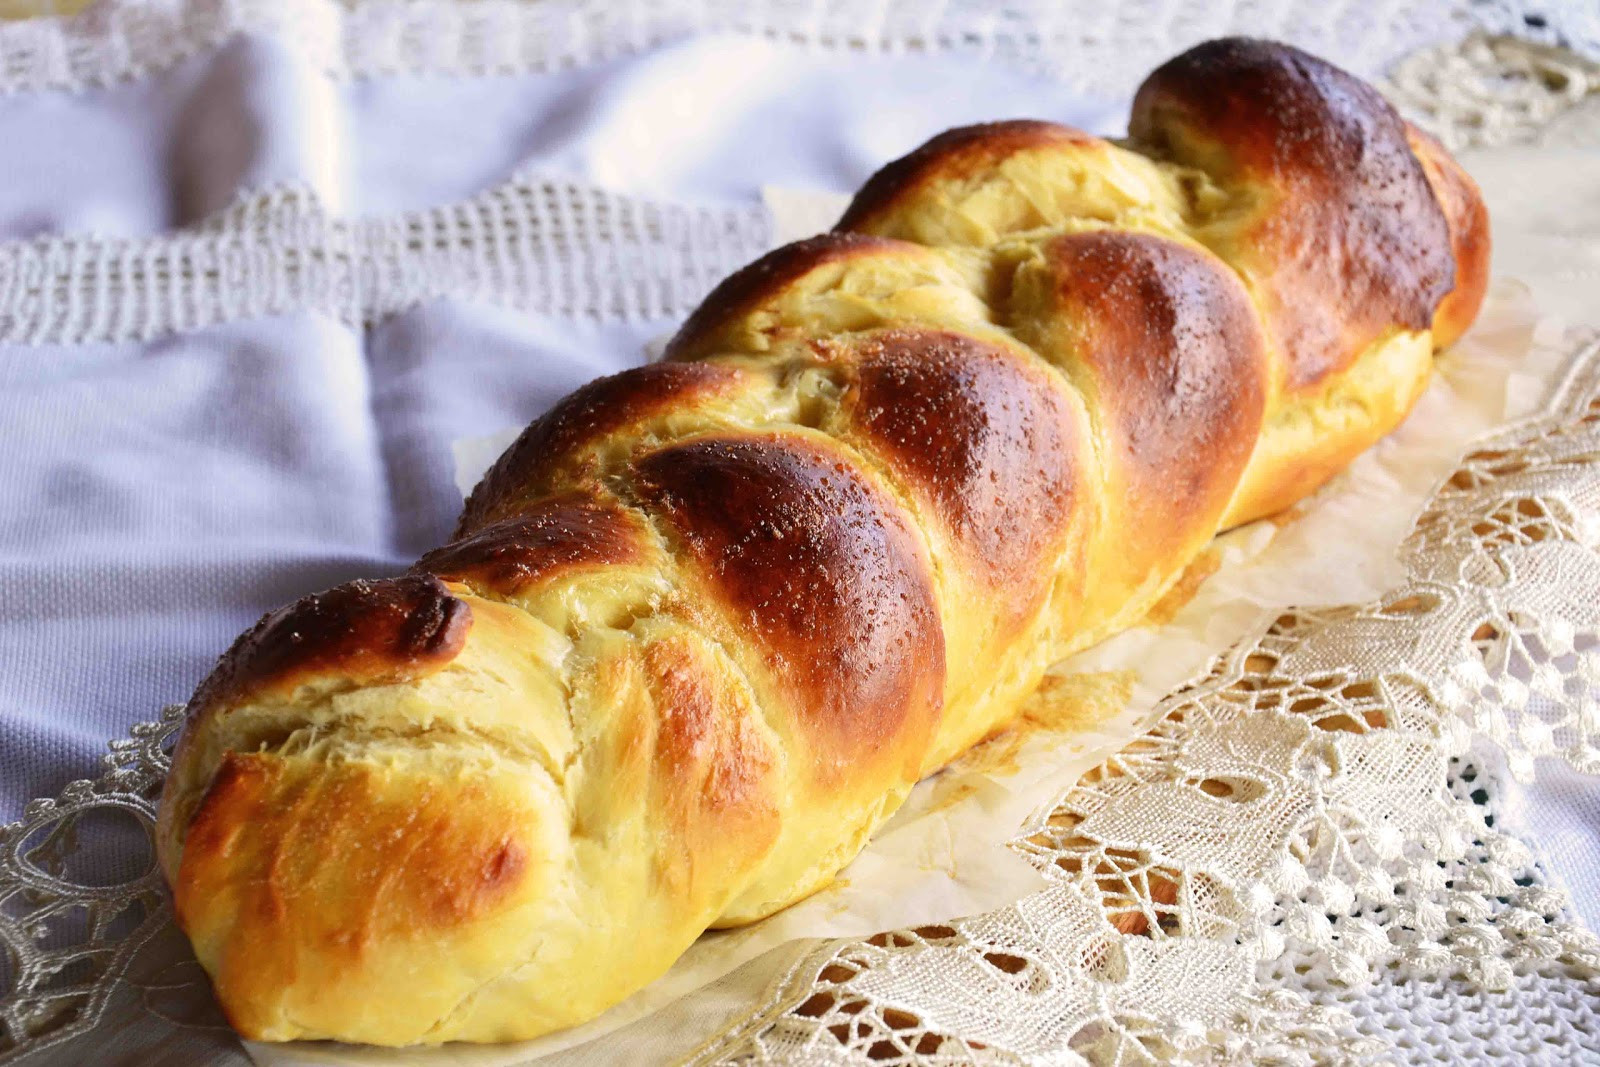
[0,18,1122,824]
[0,31,1127,239]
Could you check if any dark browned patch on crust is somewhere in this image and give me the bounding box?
[1130,37,1454,389]
[458,362,745,533]
[835,120,1099,234]
[840,329,1080,612]
[1405,123,1490,350]
[1038,231,1266,556]
[633,433,945,767]
[662,232,913,361]
[420,490,651,598]
[187,574,471,716]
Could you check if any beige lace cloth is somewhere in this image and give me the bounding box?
[685,328,1600,1064]
[3,24,1600,1067]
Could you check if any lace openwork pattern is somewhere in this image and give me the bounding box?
[0,713,177,1058]
[3,0,1593,99]
[2,337,1597,1063]
[0,8,1595,346]
[1385,32,1600,149]
[0,178,773,342]
[679,333,1600,1065]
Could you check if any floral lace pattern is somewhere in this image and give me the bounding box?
[3,334,1596,1065]
[1385,32,1600,149]
[682,332,1600,1065]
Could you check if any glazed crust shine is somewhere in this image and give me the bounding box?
[158,38,1490,1046]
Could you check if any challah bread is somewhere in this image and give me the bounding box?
[156,38,1489,1046]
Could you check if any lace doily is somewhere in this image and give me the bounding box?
[1385,32,1600,149]
[4,0,1594,99]
[681,332,1600,1065]
[2,332,1596,1064]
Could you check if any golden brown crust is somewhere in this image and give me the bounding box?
[836,120,1100,233]
[664,233,911,360]
[420,490,652,599]
[187,575,472,718]
[175,747,554,1042]
[180,754,531,937]
[834,123,1185,253]
[1406,122,1492,350]
[1015,230,1268,593]
[459,361,750,530]
[159,37,1490,1047]
[836,328,1080,613]
[662,231,985,366]
[1040,231,1267,511]
[1130,37,1455,390]
[641,632,784,896]
[633,431,945,774]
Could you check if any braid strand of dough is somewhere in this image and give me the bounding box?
[156,38,1489,1045]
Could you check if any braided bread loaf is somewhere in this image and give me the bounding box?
[157,38,1489,1045]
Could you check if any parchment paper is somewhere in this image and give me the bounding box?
[248,190,1572,1065]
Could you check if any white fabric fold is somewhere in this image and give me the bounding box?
[0,14,1120,816]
